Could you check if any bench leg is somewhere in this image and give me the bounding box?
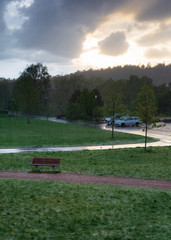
[36,166,38,172]
[52,166,55,172]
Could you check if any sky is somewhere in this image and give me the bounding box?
[0,0,171,79]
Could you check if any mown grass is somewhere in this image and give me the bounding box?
[0,114,155,148]
[0,179,170,240]
[0,147,170,180]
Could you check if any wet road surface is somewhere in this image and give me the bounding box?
[0,119,170,154]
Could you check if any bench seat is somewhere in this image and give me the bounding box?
[30,158,60,172]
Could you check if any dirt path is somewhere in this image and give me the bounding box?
[0,171,170,190]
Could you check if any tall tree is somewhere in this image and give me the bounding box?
[91,88,104,122]
[78,89,96,120]
[69,90,81,103]
[154,83,171,116]
[15,63,50,123]
[35,64,50,118]
[105,82,126,138]
[91,88,104,107]
[135,85,157,150]
[15,72,38,123]
[0,79,14,111]
[124,75,153,110]
[66,88,99,121]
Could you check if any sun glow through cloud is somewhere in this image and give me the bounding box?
[0,0,171,78]
[79,11,171,70]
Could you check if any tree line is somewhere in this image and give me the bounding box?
[0,63,171,122]
[76,63,171,85]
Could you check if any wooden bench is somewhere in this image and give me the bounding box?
[30,158,60,172]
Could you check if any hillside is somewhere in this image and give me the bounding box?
[75,64,171,86]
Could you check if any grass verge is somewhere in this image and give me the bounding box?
[0,179,170,240]
[0,147,170,180]
[0,114,155,148]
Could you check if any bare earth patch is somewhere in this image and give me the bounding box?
[0,171,170,190]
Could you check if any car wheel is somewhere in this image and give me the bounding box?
[121,123,125,127]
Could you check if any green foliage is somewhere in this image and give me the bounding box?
[14,73,38,123]
[0,78,14,109]
[104,81,126,138]
[124,75,153,110]
[69,90,81,103]
[91,88,104,107]
[1,65,171,118]
[0,179,170,239]
[66,88,102,120]
[156,88,171,115]
[1,64,171,119]
[135,85,158,150]
[78,88,95,119]
[135,85,157,124]
[50,74,86,117]
[36,64,50,117]
[8,98,18,115]
[105,82,122,115]
[14,63,50,123]
[66,102,81,120]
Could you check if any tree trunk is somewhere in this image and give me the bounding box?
[112,122,114,138]
[145,122,148,151]
[27,113,30,124]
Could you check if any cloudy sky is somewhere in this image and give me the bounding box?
[1,0,171,78]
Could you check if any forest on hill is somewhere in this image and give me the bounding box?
[0,63,171,119]
[75,64,171,86]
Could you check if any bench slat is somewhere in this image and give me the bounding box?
[30,158,60,172]
[31,164,60,166]
[32,158,60,165]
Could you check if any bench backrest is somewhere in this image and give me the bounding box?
[32,158,60,165]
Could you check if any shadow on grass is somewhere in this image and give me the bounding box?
[29,170,61,174]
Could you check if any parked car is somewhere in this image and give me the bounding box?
[105,114,121,125]
[115,116,142,127]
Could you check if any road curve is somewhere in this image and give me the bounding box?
[0,121,170,154]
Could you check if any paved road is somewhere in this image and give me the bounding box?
[0,120,170,153]
[104,122,171,148]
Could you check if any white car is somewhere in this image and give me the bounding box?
[115,116,142,127]
[105,114,121,125]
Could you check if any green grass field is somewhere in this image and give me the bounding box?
[0,147,170,180]
[0,115,170,239]
[0,179,170,240]
[0,114,155,148]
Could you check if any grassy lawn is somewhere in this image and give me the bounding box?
[0,115,170,239]
[0,147,170,180]
[0,179,170,240]
[0,114,155,148]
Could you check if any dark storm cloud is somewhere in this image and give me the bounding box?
[0,0,8,31]
[1,0,171,62]
[136,0,171,21]
[16,0,127,58]
[0,0,14,58]
[98,32,129,56]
